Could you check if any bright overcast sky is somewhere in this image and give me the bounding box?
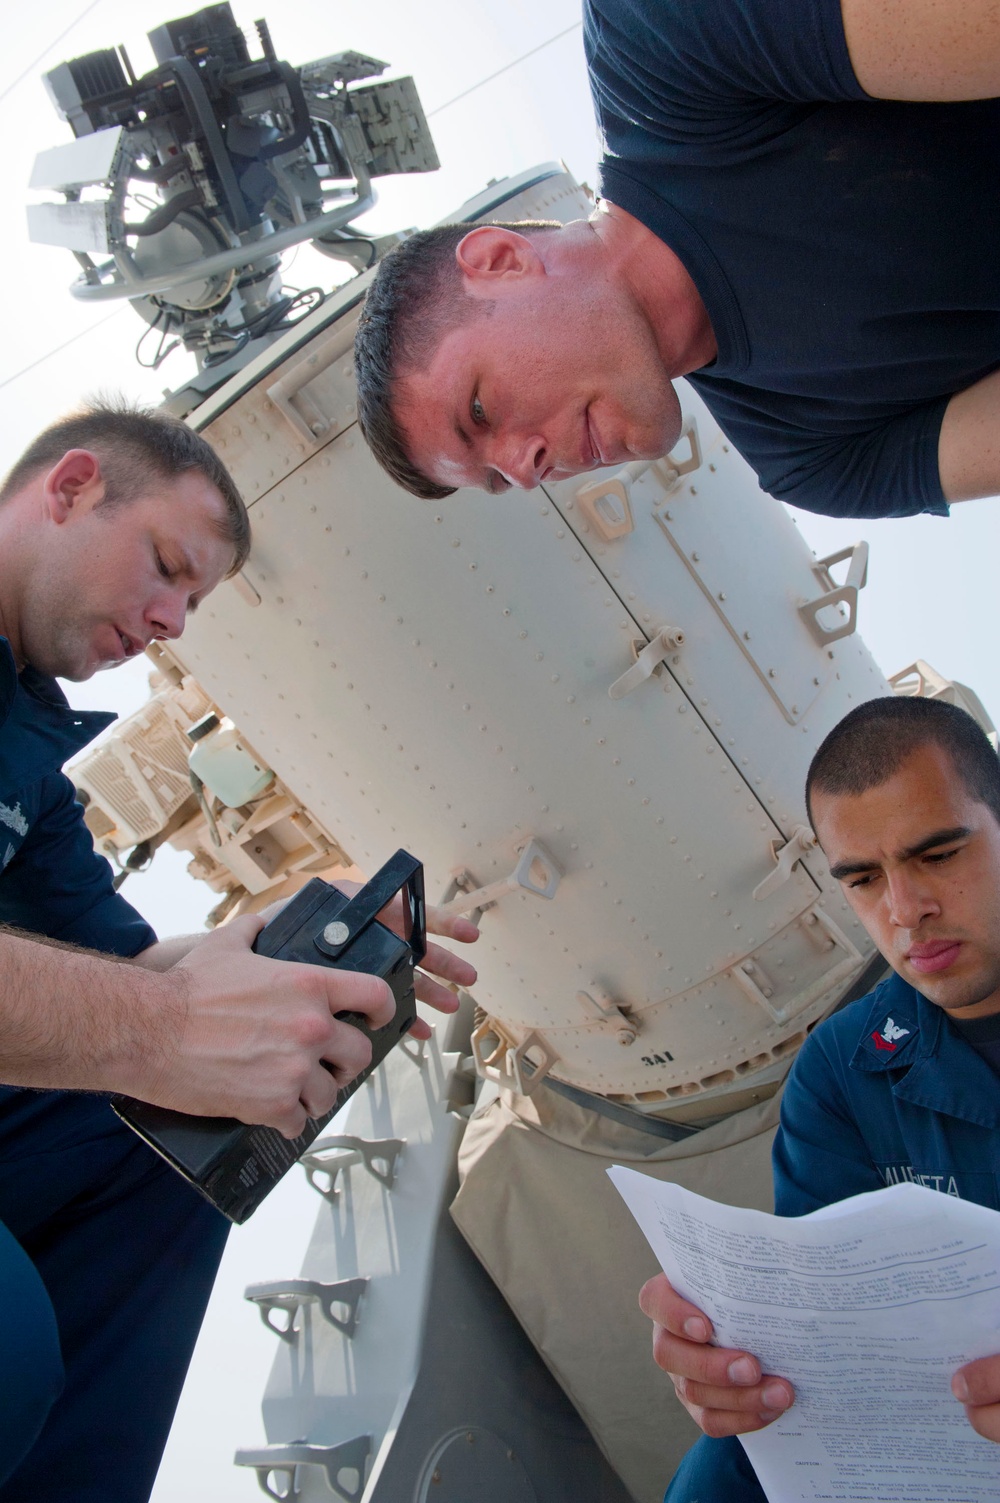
[2,2,999,1497]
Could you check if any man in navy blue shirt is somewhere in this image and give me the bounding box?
[0,403,478,1503]
[353,0,1000,521]
[644,695,1000,1500]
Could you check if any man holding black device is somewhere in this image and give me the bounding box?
[0,400,478,1502]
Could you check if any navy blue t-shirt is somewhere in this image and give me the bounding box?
[585,0,1000,519]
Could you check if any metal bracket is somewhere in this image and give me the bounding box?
[799,541,869,646]
[436,838,561,917]
[799,904,845,954]
[658,416,703,486]
[470,1018,557,1097]
[299,1135,405,1202]
[398,1031,428,1066]
[752,825,817,901]
[574,469,637,541]
[265,323,356,445]
[609,626,685,700]
[572,418,702,542]
[234,1436,371,1502]
[728,906,863,1025]
[244,1277,369,1341]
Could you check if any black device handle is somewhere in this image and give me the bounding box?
[312,849,426,965]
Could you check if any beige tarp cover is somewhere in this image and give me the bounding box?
[452,1084,782,1503]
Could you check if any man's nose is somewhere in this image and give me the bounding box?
[887,870,939,929]
[502,435,549,490]
[148,588,188,640]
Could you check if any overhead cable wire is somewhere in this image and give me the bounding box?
[427,19,582,117]
[0,0,106,107]
[0,309,123,392]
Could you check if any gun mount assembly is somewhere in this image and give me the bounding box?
[27,3,437,403]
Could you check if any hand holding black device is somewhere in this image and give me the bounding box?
[113,850,426,1223]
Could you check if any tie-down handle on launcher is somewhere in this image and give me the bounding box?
[437,838,561,918]
[573,416,702,541]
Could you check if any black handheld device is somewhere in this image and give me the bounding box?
[113,849,426,1224]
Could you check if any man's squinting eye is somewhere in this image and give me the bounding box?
[846,845,962,889]
[471,394,486,425]
[155,548,173,579]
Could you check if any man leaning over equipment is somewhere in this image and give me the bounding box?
[644,696,1000,1500]
[0,401,478,1503]
[353,0,1000,524]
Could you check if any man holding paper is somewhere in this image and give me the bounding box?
[644,695,1000,1499]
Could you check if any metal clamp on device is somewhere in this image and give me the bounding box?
[112,850,425,1223]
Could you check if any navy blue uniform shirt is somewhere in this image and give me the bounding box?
[585,0,1000,520]
[774,972,1000,1216]
[0,637,156,956]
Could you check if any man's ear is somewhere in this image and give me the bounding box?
[42,450,106,524]
[455,226,545,285]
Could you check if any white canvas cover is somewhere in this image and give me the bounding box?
[453,1086,781,1502]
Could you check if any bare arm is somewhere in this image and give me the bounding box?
[937,368,1000,504]
[0,921,393,1138]
[841,0,1000,100]
[0,927,183,1094]
[0,899,478,1138]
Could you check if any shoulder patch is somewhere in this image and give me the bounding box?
[873,1015,910,1049]
[863,1012,916,1062]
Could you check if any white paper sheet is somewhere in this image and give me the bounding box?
[609,1171,1000,1502]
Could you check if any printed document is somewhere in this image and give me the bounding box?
[609,1172,1000,1502]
